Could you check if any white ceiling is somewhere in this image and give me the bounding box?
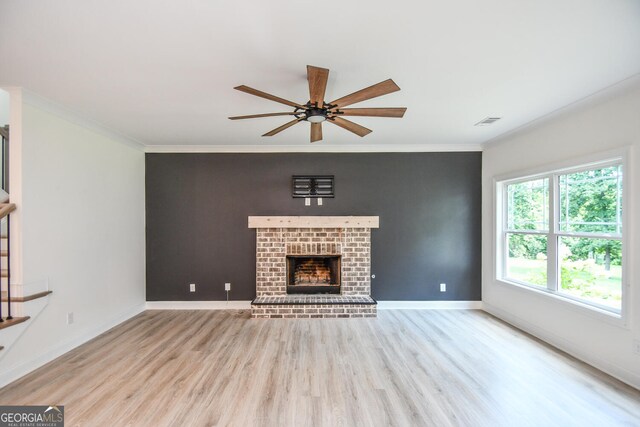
[1,0,639,149]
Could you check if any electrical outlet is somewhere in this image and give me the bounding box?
[440,283,446,292]
[305,197,311,206]
[317,198,323,206]
[190,283,196,292]
[225,282,231,291]
[67,312,74,325]
[634,339,640,355]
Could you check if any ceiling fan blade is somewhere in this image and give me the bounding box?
[307,65,329,107]
[262,118,304,137]
[234,85,305,109]
[310,123,323,142]
[328,117,372,137]
[329,79,400,108]
[333,107,407,118]
[229,112,299,120]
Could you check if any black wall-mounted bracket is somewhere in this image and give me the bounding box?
[292,175,334,198]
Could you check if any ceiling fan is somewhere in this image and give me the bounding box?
[229,65,407,143]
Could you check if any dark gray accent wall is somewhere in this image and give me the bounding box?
[145,152,481,301]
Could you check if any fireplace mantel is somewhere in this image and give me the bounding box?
[248,216,379,229]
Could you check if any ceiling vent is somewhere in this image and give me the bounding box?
[475,117,502,126]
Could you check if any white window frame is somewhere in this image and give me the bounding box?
[494,150,630,323]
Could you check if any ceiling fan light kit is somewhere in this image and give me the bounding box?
[305,108,328,123]
[229,65,407,143]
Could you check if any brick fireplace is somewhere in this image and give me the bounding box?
[249,216,378,318]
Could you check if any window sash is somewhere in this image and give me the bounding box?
[557,234,623,312]
[505,178,549,232]
[503,231,548,288]
[558,164,623,235]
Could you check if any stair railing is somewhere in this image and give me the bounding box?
[0,125,12,322]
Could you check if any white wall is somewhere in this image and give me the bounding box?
[482,76,640,389]
[0,89,8,126]
[0,91,146,386]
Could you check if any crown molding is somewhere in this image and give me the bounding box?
[20,89,145,151]
[482,72,640,149]
[144,143,483,153]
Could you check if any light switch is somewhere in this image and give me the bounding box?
[317,198,323,206]
[305,197,311,206]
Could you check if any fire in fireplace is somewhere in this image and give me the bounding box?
[286,255,341,294]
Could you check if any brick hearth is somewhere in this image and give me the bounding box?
[251,304,376,319]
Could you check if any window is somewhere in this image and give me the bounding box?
[498,160,624,314]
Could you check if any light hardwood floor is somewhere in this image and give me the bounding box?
[0,310,639,426]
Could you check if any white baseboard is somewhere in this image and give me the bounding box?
[146,301,252,310]
[483,302,640,391]
[377,301,483,309]
[146,301,480,310]
[0,303,146,389]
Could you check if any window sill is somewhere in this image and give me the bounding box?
[493,278,628,330]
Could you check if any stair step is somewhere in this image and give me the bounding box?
[0,316,29,330]
[0,204,16,220]
[1,290,52,303]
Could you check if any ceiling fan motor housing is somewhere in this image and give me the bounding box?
[305,107,328,123]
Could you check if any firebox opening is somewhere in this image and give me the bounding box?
[286,255,341,295]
